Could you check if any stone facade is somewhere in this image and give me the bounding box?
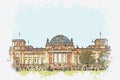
[9,35,110,71]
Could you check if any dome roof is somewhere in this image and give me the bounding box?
[50,35,71,46]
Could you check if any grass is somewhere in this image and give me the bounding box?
[90,70,106,75]
[16,71,30,76]
[17,70,106,76]
[38,70,59,76]
[17,70,59,76]
[64,70,79,76]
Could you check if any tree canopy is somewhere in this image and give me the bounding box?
[79,50,95,65]
[79,50,110,70]
[98,51,110,70]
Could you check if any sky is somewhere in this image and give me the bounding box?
[13,3,108,48]
[0,0,120,80]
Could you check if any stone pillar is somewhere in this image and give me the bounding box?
[49,53,52,64]
[65,53,67,64]
[67,53,71,64]
[52,53,54,63]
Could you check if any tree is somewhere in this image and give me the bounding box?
[79,50,95,66]
[98,51,110,70]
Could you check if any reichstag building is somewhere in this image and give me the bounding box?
[9,34,110,71]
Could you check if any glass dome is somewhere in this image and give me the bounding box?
[50,35,71,46]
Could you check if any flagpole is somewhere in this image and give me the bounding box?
[19,32,20,39]
[28,40,29,45]
[100,32,101,39]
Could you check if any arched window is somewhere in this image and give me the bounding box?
[33,59,36,64]
[16,54,19,57]
[38,59,41,64]
[24,59,28,64]
[29,59,32,64]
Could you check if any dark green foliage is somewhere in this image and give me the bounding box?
[79,50,110,70]
[79,50,95,65]
[98,51,110,70]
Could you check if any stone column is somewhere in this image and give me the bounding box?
[49,53,52,64]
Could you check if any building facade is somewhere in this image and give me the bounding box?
[9,35,110,71]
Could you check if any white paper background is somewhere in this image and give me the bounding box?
[0,0,120,80]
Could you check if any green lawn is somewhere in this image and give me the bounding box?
[16,70,106,76]
[90,70,106,75]
[64,70,79,76]
[16,71,30,76]
[38,70,59,76]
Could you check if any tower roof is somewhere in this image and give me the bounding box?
[12,39,26,43]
